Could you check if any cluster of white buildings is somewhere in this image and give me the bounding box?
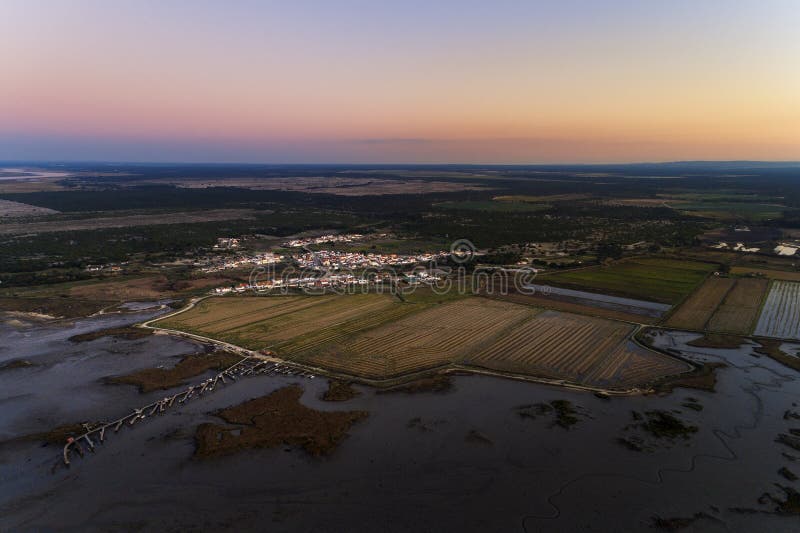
[283,233,366,248]
[712,240,800,256]
[775,243,800,256]
[295,250,446,270]
[84,264,123,273]
[711,242,761,253]
[198,252,283,273]
[213,237,241,250]
[213,274,373,295]
[211,269,446,295]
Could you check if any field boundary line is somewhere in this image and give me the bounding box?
[658,268,716,326]
[700,278,736,331]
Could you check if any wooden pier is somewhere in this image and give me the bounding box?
[61,357,313,466]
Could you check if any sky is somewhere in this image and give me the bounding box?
[1,0,798,164]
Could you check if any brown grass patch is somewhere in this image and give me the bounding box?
[194,385,368,458]
[687,333,746,349]
[0,359,37,371]
[2,423,96,447]
[69,326,152,343]
[0,296,113,319]
[68,276,170,301]
[754,339,800,372]
[652,362,725,393]
[321,380,361,401]
[375,375,453,395]
[107,352,243,393]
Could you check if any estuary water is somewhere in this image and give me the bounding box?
[0,311,798,531]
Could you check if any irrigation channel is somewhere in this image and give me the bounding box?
[61,357,313,467]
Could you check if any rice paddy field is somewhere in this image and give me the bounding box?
[754,281,800,340]
[155,294,690,390]
[664,277,734,330]
[540,257,716,304]
[664,277,769,335]
[706,278,769,335]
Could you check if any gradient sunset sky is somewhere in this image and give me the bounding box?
[2,0,798,163]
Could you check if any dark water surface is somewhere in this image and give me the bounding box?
[1,313,798,531]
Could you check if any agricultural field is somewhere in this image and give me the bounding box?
[754,281,800,340]
[156,294,690,390]
[485,291,661,325]
[465,310,688,389]
[155,294,412,351]
[730,267,800,282]
[540,257,715,304]
[664,277,768,334]
[667,201,788,221]
[302,298,533,378]
[664,277,735,330]
[706,278,769,335]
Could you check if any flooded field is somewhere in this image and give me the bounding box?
[755,281,800,340]
[1,311,799,531]
[524,283,671,318]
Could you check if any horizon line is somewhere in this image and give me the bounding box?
[3,159,800,167]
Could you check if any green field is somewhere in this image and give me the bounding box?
[540,257,716,304]
[435,200,551,212]
[670,201,788,221]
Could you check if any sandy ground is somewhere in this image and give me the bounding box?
[0,199,59,219]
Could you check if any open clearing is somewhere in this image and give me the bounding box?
[665,277,768,334]
[540,258,715,304]
[754,281,800,340]
[156,294,689,390]
[0,208,257,235]
[0,199,59,218]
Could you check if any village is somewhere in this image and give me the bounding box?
[212,268,447,295]
[282,233,370,248]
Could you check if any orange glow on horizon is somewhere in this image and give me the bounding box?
[1,1,798,163]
